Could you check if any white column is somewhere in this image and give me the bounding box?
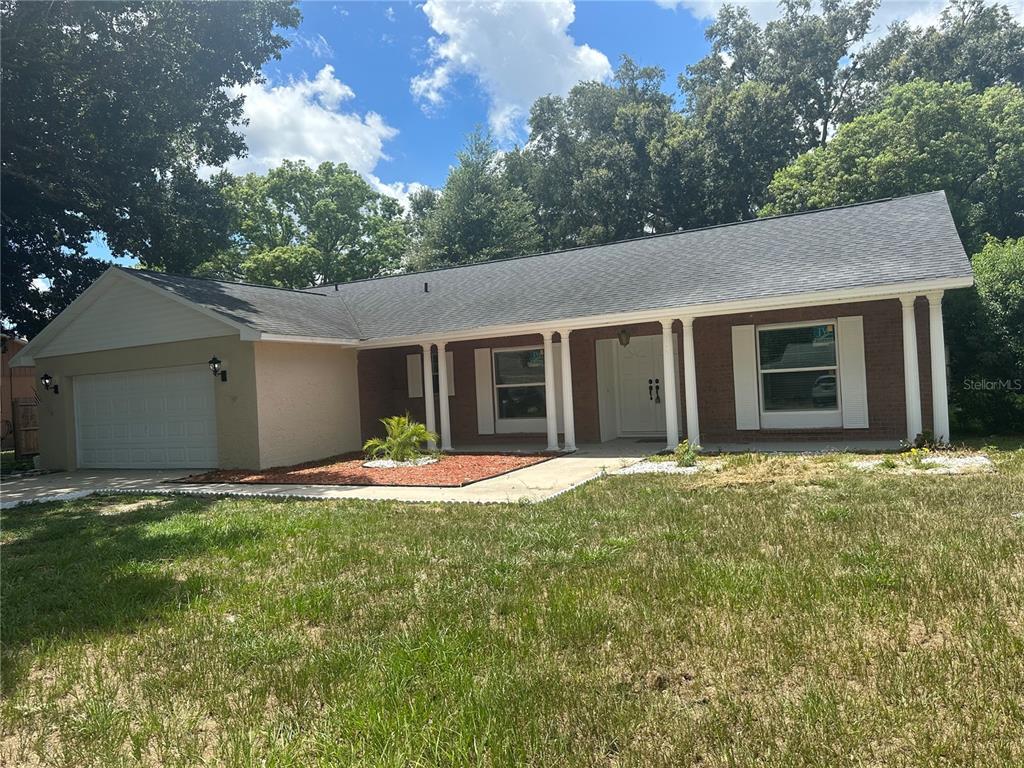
[681,317,700,447]
[559,329,576,451]
[900,295,923,442]
[542,330,559,451]
[661,319,680,450]
[421,342,437,450]
[926,291,950,444]
[436,341,453,451]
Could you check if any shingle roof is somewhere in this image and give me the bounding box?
[125,269,362,339]
[127,191,972,343]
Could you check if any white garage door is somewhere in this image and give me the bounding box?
[75,365,218,469]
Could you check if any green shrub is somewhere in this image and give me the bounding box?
[363,414,438,462]
[673,439,700,467]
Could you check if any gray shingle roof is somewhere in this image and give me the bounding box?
[126,269,362,339]
[127,191,972,343]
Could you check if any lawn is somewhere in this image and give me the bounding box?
[2,446,1023,767]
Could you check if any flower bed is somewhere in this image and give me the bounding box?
[175,452,552,488]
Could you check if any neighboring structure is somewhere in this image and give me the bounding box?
[11,192,972,470]
[1,334,37,452]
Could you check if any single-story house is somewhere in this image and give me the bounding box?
[11,191,974,470]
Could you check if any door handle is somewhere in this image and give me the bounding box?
[655,378,661,404]
[648,379,653,401]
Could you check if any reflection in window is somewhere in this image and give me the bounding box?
[758,324,838,411]
[494,348,546,419]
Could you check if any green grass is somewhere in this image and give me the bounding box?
[2,445,1023,767]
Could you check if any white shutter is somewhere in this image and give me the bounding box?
[407,353,423,398]
[474,347,494,435]
[838,316,869,428]
[732,325,760,430]
[445,350,455,397]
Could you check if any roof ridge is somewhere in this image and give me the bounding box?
[306,191,946,291]
[125,267,331,296]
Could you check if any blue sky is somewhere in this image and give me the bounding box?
[87,0,981,263]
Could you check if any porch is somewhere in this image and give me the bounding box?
[356,290,952,454]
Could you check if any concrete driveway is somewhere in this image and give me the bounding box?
[1,442,648,508]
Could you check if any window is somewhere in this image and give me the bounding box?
[757,321,841,428]
[493,347,547,428]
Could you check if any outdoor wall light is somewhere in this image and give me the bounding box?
[40,373,59,394]
[618,328,631,347]
[208,356,228,382]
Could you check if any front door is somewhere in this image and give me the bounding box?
[616,334,666,435]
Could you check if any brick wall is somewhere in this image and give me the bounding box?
[356,298,934,445]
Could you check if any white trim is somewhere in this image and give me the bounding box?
[258,334,360,345]
[660,320,680,449]
[900,295,923,441]
[558,329,576,451]
[354,276,973,351]
[421,342,436,450]
[681,318,700,446]
[436,341,452,451]
[756,319,842,430]
[541,334,559,450]
[926,291,950,442]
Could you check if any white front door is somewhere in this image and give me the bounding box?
[616,334,666,435]
[75,364,218,469]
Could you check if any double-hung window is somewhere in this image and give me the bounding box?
[493,346,547,432]
[757,321,842,428]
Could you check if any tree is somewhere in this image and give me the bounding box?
[973,237,1024,371]
[1,0,299,336]
[858,0,1024,109]
[410,131,541,269]
[509,57,677,248]
[201,161,409,287]
[763,80,1024,252]
[680,0,879,149]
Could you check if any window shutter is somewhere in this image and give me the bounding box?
[732,325,760,430]
[838,316,869,428]
[474,347,494,434]
[407,353,423,398]
[445,350,455,397]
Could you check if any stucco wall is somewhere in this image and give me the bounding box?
[254,342,362,469]
[33,335,259,470]
[356,299,936,446]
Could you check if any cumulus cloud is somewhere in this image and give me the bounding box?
[222,66,420,208]
[411,0,612,139]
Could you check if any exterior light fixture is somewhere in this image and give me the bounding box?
[618,328,631,347]
[40,373,59,394]
[208,356,227,382]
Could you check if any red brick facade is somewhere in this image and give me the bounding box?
[357,298,935,445]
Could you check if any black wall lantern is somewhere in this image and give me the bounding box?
[40,373,59,394]
[617,328,631,347]
[208,356,228,382]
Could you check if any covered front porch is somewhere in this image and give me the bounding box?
[356,289,953,454]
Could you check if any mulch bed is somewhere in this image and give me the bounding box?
[172,452,553,488]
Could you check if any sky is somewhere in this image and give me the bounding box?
[85,0,1023,264]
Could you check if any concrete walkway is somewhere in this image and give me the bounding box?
[0,442,649,508]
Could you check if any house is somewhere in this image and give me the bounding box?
[2,334,37,451]
[10,192,973,471]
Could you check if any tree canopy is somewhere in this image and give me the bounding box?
[199,161,409,288]
[1,0,299,335]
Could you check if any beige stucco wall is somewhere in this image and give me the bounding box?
[33,335,260,470]
[253,342,362,469]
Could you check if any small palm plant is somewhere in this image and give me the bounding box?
[363,414,438,462]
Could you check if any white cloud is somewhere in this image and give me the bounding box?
[384,6,396,22]
[223,66,421,209]
[411,0,612,139]
[294,32,335,60]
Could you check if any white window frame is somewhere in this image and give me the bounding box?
[492,345,548,434]
[756,319,843,429]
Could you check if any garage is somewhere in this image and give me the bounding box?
[74,364,217,469]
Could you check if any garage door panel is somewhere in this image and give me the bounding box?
[76,365,217,469]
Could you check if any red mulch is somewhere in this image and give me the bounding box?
[174,452,552,488]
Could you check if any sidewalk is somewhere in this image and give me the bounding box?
[1,443,648,508]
